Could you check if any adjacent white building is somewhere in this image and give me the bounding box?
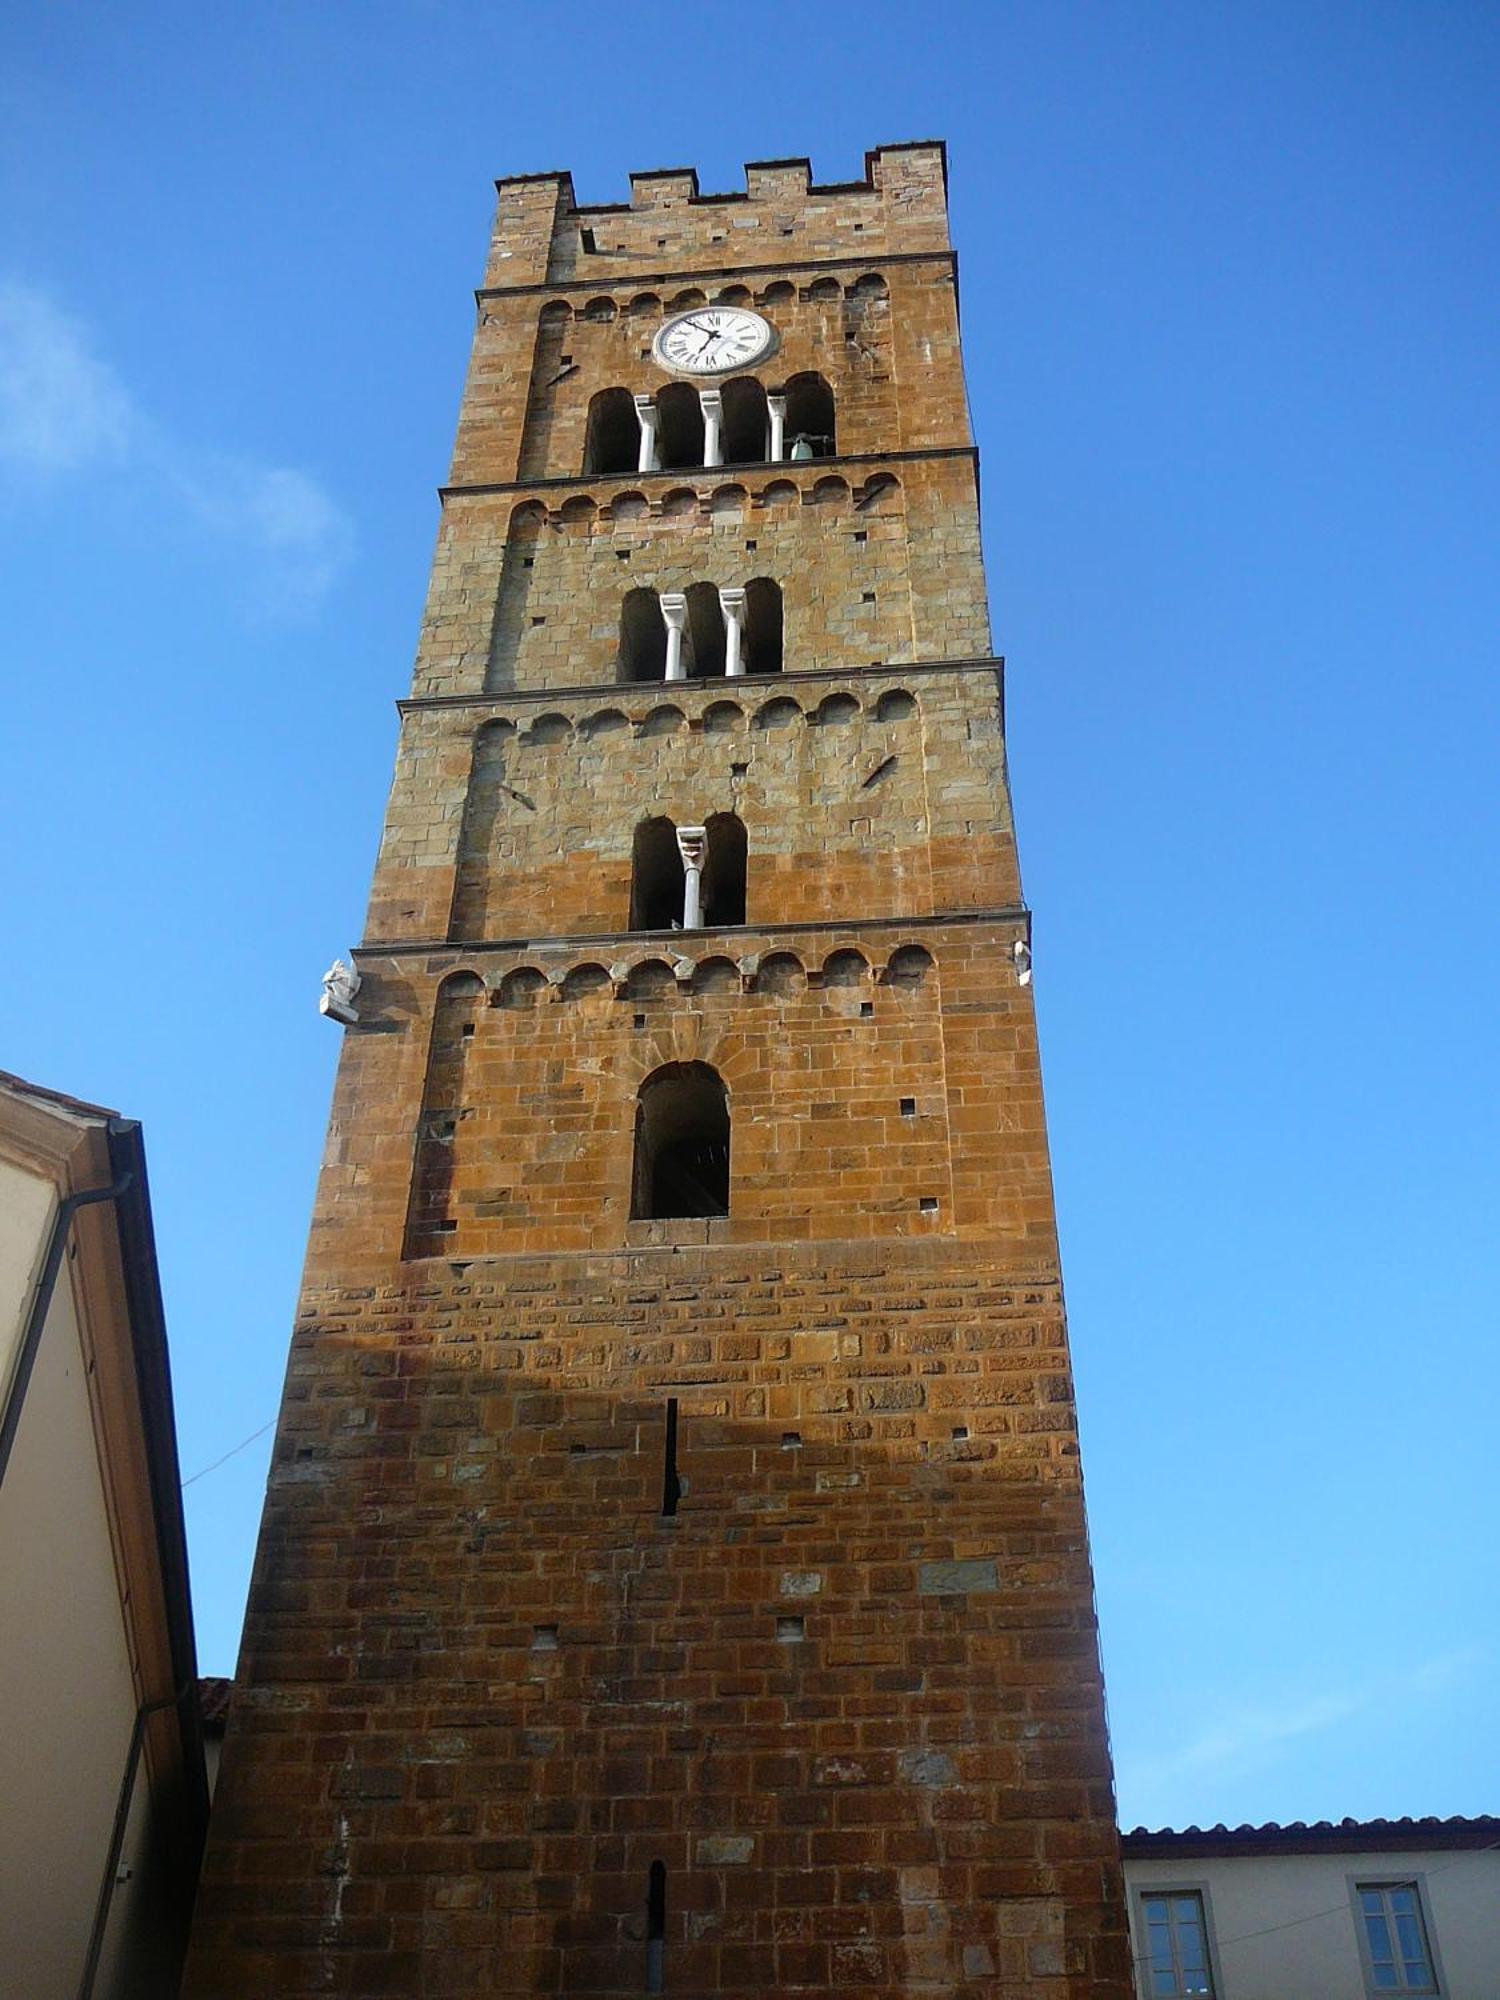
[0,1071,208,1998]
[1122,1816,1500,1999]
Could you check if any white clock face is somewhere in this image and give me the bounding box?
[651,307,775,376]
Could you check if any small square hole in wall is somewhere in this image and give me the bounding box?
[781,1431,802,1449]
[433,1217,457,1235]
[776,1615,805,1643]
[862,591,876,604]
[853,530,867,544]
[522,556,535,568]
[640,346,652,358]
[616,549,630,561]
[559,354,572,366]
[860,1001,874,1018]
[951,1425,969,1441]
[569,1442,588,1455]
[730,761,748,777]
[531,614,546,626]
[780,225,794,237]
[919,1196,939,1213]
[532,1624,559,1652]
[460,1023,477,1039]
[745,539,757,552]
[633,1013,647,1029]
[657,238,668,249]
[900,1097,916,1117]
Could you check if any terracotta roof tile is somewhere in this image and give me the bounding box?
[1121,1815,1500,1857]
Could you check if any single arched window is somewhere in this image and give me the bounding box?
[685,580,726,678]
[619,588,667,683]
[656,381,705,470]
[702,812,746,927]
[583,387,638,475]
[632,1063,730,1220]
[784,372,836,458]
[630,817,684,930]
[744,577,783,675]
[721,376,769,464]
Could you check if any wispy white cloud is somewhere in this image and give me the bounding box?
[172,456,357,619]
[1128,1686,1364,1791]
[0,281,134,473]
[1117,1646,1486,1819]
[0,279,353,614]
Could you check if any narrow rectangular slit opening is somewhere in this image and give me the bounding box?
[661,1398,681,1517]
[646,1859,666,1993]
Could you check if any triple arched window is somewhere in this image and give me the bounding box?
[618,580,782,683]
[584,374,836,476]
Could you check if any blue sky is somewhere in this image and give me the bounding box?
[3,1,1496,1833]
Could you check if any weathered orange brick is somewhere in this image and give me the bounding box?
[184,142,1127,2000]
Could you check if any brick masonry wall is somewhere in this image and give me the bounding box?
[414,458,990,703]
[184,142,1130,1999]
[308,924,1039,1266]
[365,668,1017,946]
[189,1242,1124,1998]
[452,263,964,490]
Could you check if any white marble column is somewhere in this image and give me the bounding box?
[699,387,723,468]
[634,393,659,474]
[719,587,746,678]
[661,592,688,682]
[767,394,787,463]
[676,825,707,929]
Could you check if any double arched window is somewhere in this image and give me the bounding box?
[617,581,781,683]
[630,814,746,932]
[583,374,835,475]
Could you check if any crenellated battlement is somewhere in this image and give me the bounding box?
[484,141,951,289]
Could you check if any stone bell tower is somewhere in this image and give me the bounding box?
[186,143,1131,1998]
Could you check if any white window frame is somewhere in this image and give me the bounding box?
[1135,1881,1222,1998]
[1348,1874,1446,1998]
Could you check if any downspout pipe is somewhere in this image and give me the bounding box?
[0,1169,133,1491]
[77,1685,192,2000]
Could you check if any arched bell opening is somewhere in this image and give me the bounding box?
[783,372,836,459]
[631,1063,730,1220]
[656,381,705,470]
[619,587,667,683]
[684,581,727,678]
[630,817,684,931]
[702,812,747,927]
[583,387,639,475]
[720,376,769,465]
[744,577,784,675]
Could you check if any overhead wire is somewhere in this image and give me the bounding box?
[180,1417,276,1488]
